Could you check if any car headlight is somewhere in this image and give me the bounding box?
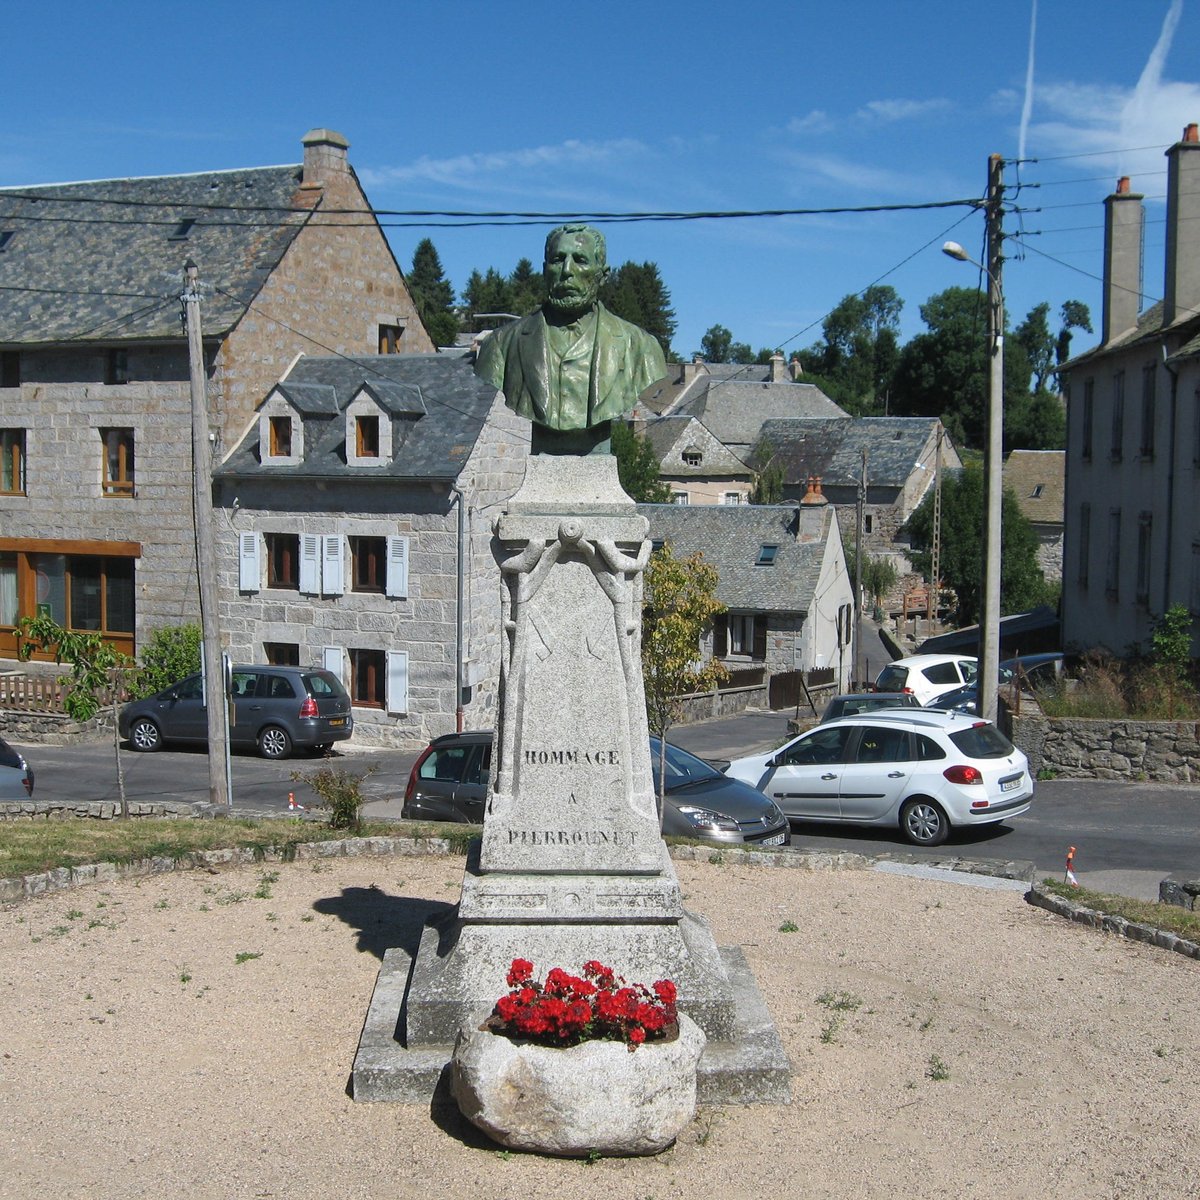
[676,805,740,833]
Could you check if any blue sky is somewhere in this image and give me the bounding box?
[4,0,1198,360]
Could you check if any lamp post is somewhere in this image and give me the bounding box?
[942,229,1003,724]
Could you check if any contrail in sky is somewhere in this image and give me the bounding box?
[1017,0,1038,161]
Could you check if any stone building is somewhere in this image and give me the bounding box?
[756,416,959,563]
[214,353,529,749]
[0,129,432,662]
[637,415,755,505]
[1060,124,1200,656]
[638,499,853,691]
[1003,449,1064,581]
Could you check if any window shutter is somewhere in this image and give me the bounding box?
[386,650,409,714]
[386,535,410,599]
[300,535,320,594]
[322,534,344,596]
[713,613,728,658]
[238,533,260,593]
[752,615,767,661]
[322,645,344,683]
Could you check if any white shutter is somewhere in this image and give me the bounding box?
[300,535,320,594]
[322,534,344,596]
[322,645,344,684]
[238,533,260,592]
[386,650,409,714]
[386,535,409,599]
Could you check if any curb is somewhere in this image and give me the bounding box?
[1025,881,1200,963]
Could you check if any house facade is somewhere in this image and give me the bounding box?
[0,129,432,662]
[214,353,529,749]
[638,415,754,505]
[639,500,854,692]
[1060,124,1200,656]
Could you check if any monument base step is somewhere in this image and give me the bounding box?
[351,945,792,1107]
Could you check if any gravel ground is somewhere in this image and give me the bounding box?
[2,853,1197,1199]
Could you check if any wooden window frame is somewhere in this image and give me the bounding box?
[350,647,386,708]
[268,415,293,458]
[100,428,135,497]
[264,641,300,666]
[351,536,387,593]
[1,429,25,495]
[1081,378,1094,462]
[356,414,381,458]
[1109,372,1124,462]
[265,532,300,590]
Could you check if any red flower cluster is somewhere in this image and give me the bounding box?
[491,959,678,1049]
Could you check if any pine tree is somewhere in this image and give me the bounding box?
[407,239,459,347]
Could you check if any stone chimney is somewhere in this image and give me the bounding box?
[769,353,787,382]
[300,128,350,190]
[1164,122,1200,327]
[789,356,803,382]
[1102,175,1143,344]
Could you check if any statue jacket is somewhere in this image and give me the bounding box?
[475,303,667,430]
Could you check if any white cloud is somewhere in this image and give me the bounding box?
[361,138,650,193]
[787,110,834,134]
[855,98,952,123]
[1028,0,1197,187]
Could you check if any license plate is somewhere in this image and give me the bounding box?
[762,832,786,846]
[1001,775,1022,792]
[328,718,346,727]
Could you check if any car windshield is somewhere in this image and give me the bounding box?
[651,739,722,789]
[0,738,22,769]
[949,722,1015,759]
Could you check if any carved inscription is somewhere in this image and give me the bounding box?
[507,829,637,847]
[523,748,620,766]
[596,893,670,909]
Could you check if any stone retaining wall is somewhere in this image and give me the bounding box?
[0,800,203,821]
[1009,700,1200,781]
[0,707,108,745]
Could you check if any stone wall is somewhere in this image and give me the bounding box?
[1010,698,1200,781]
[0,707,107,744]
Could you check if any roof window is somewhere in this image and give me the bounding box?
[168,218,196,241]
[1031,484,1044,499]
[756,544,779,566]
[0,231,14,252]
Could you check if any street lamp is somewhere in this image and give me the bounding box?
[941,239,1003,724]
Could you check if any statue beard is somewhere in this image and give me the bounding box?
[543,287,599,323]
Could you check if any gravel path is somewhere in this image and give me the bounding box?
[2,853,1197,1199]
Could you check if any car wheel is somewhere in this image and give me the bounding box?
[129,718,162,752]
[258,726,293,760]
[900,798,949,846]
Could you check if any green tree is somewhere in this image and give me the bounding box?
[17,615,134,816]
[1056,300,1093,368]
[601,261,677,360]
[407,239,460,347]
[1149,603,1196,718]
[902,462,1052,626]
[699,324,733,363]
[803,286,903,415]
[135,623,201,698]
[612,422,671,502]
[463,267,515,320]
[749,436,784,504]
[641,545,728,823]
[507,257,545,316]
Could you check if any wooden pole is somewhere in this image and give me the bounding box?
[183,261,232,812]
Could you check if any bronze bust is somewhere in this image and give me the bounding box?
[474,224,668,453]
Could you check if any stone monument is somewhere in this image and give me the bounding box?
[351,229,789,1109]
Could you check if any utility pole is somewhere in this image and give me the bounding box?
[928,424,943,628]
[854,447,867,688]
[979,154,1006,724]
[183,261,232,812]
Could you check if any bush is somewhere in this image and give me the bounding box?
[1038,649,1200,720]
[136,625,202,698]
[292,763,376,831]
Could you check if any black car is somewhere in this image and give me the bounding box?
[403,731,791,847]
[926,654,1066,715]
[118,665,353,759]
[0,736,34,800]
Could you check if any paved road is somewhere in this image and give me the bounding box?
[12,711,1200,900]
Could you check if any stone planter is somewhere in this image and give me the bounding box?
[450,1013,706,1157]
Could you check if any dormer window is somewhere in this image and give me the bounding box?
[683,448,703,467]
[269,415,293,458]
[356,415,380,458]
[756,544,778,566]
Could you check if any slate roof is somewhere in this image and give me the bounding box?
[757,417,943,489]
[1061,300,1200,370]
[1003,449,1064,526]
[640,415,752,478]
[672,379,847,450]
[0,165,310,344]
[637,503,834,613]
[218,353,502,482]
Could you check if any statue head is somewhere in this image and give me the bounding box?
[542,224,608,321]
